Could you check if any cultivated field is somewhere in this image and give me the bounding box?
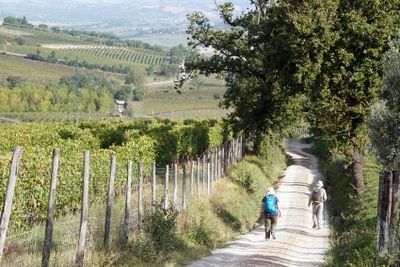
[0,54,125,85]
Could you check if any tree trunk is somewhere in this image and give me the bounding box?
[390,171,399,253]
[351,148,365,193]
[377,170,393,256]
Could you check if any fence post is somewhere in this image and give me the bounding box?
[104,156,116,248]
[226,141,230,169]
[190,159,194,197]
[240,135,244,159]
[218,146,221,179]
[233,138,237,162]
[214,147,218,181]
[207,154,211,195]
[138,161,143,229]
[210,150,214,182]
[216,147,219,180]
[122,161,132,246]
[196,157,200,196]
[173,163,178,208]
[229,138,235,166]
[151,162,156,213]
[0,147,22,262]
[76,150,89,266]
[222,143,226,174]
[182,160,187,209]
[202,154,206,193]
[233,138,237,163]
[42,149,59,267]
[238,136,241,159]
[164,165,169,209]
[241,133,246,158]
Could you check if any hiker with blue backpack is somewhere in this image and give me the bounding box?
[260,187,281,240]
[308,180,327,229]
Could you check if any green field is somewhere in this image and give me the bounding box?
[0,24,168,68]
[0,54,125,85]
[60,46,167,65]
[1,45,167,67]
[0,25,91,45]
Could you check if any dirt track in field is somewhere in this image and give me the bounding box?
[187,139,330,267]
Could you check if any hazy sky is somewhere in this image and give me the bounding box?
[0,0,251,38]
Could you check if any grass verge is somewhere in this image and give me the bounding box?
[307,141,383,266]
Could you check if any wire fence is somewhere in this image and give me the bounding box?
[0,136,245,266]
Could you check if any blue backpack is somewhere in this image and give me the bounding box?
[264,195,276,214]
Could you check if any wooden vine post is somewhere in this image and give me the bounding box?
[122,161,132,246]
[210,150,214,182]
[207,154,211,195]
[151,162,156,212]
[190,159,194,196]
[76,150,89,266]
[202,154,206,193]
[164,165,169,209]
[182,160,187,209]
[104,156,116,248]
[0,147,23,262]
[137,161,143,229]
[173,163,178,208]
[42,149,59,267]
[196,157,200,195]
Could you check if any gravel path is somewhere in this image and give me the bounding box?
[187,140,330,267]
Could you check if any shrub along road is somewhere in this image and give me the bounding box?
[187,140,330,267]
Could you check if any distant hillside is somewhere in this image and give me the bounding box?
[0,18,189,76]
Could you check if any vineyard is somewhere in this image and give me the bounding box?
[1,45,168,67]
[0,119,230,229]
[59,46,167,66]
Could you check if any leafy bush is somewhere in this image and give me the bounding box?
[229,161,263,194]
[133,204,183,263]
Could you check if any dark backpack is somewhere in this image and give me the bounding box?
[312,188,323,202]
[264,195,276,214]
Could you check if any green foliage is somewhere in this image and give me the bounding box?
[369,33,400,170]
[3,16,31,27]
[184,0,400,191]
[132,204,183,264]
[125,68,146,87]
[307,0,400,177]
[315,144,385,266]
[142,204,182,254]
[184,1,335,141]
[0,119,231,228]
[0,122,157,228]
[6,75,24,88]
[0,83,114,113]
[169,44,188,64]
[229,161,263,194]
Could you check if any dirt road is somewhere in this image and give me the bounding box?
[187,140,330,267]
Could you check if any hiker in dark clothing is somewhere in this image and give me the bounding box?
[260,187,281,240]
[308,180,327,229]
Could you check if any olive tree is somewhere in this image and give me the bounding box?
[369,33,400,259]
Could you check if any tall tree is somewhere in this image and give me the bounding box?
[307,0,400,192]
[369,33,400,258]
[182,0,336,147]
